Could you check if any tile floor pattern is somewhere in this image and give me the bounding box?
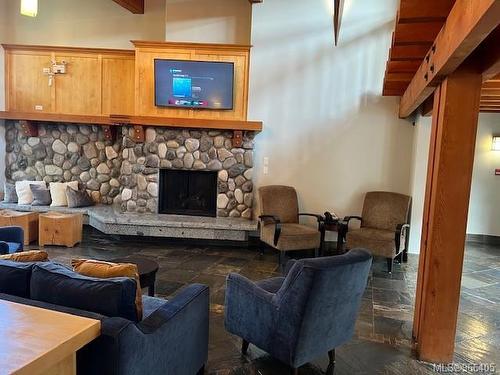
[32,228,499,375]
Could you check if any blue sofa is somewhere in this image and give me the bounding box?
[0,260,209,375]
[0,226,24,254]
[224,249,372,374]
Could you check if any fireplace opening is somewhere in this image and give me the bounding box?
[158,169,218,217]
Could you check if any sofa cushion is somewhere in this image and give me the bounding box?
[3,182,18,203]
[49,181,79,207]
[30,184,52,206]
[15,180,46,205]
[142,295,167,319]
[0,250,48,262]
[71,259,143,320]
[31,262,139,321]
[0,260,34,297]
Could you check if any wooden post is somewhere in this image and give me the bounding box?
[413,64,482,363]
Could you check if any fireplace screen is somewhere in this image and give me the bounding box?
[158,169,218,217]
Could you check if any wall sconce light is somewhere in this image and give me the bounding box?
[492,136,500,151]
[20,0,38,17]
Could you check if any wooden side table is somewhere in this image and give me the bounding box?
[0,209,38,245]
[39,212,83,247]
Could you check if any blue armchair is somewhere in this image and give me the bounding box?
[0,226,24,255]
[224,249,372,375]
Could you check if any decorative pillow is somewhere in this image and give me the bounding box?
[3,183,18,203]
[30,184,52,206]
[0,260,34,297]
[15,181,46,205]
[66,187,94,208]
[31,262,138,321]
[71,259,143,320]
[49,181,79,207]
[0,250,49,262]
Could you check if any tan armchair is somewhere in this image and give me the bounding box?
[341,191,411,273]
[258,185,324,268]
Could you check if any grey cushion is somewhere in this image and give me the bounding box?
[30,183,51,206]
[3,183,18,203]
[66,187,94,208]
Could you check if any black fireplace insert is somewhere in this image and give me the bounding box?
[158,169,218,217]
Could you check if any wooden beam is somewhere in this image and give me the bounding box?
[398,0,456,23]
[421,94,434,116]
[413,65,482,363]
[390,45,431,61]
[399,0,500,118]
[112,0,144,14]
[393,22,444,45]
[387,60,421,73]
[476,26,500,81]
[333,0,345,46]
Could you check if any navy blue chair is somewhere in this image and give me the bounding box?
[0,226,24,255]
[224,249,372,375]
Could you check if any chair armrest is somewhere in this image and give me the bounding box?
[0,241,9,255]
[98,284,210,375]
[259,215,282,246]
[0,226,24,251]
[395,223,410,252]
[224,273,278,348]
[342,216,363,225]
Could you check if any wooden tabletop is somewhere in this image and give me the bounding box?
[0,299,100,375]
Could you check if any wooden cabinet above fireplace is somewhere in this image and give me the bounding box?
[1,42,262,132]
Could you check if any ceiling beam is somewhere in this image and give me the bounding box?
[112,0,144,14]
[398,0,456,23]
[399,0,500,118]
[333,0,345,46]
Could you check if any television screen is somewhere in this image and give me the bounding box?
[154,59,234,110]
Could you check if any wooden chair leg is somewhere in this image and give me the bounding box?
[386,257,393,273]
[259,240,265,257]
[242,339,249,354]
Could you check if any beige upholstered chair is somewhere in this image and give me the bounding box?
[341,191,411,273]
[258,185,324,268]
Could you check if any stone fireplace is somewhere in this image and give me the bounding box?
[4,121,255,219]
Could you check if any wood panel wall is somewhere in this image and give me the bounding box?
[3,45,135,117]
[133,41,251,121]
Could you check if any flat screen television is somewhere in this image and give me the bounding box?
[154,59,234,110]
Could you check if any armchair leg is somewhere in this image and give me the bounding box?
[327,349,336,374]
[386,258,393,274]
[279,251,287,272]
[196,364,205,375]
[395,252,402,263]
[403,248,408,263]
[241,339,249,354]
[259,240,265,257]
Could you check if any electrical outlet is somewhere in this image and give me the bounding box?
[263,166,269,175]
[263,157,269,166]
[34,105,43,111]
[52,64,66,74]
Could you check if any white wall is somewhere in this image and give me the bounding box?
[468,113,500,236]
[408,114,432,253]
[248,0,414,233]
[165,0,251,44]
[1,0,166,49]
[408,113,500,253]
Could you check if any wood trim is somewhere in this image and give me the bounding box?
[413,65,482,363]
[131,40,252,52]
[399,0,500,118]
[0,111,263,131]
[1,44,135,56]
[112,0,144,14]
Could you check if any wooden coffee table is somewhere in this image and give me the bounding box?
[111,256,159,297]
[0,299,100,375]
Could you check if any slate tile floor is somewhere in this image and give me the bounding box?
[34,227,499,374]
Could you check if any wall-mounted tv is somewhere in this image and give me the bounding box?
[154,59,234,110]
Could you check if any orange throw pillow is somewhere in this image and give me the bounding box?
[71,259,143,320]
[0,250,48,262]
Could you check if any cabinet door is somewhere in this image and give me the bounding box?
[54,55,101,115]
[102,56,135,115]
[7,52,53,113]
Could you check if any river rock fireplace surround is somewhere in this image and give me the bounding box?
[4,121,255,219]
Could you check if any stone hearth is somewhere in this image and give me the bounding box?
[4,121,255,218]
